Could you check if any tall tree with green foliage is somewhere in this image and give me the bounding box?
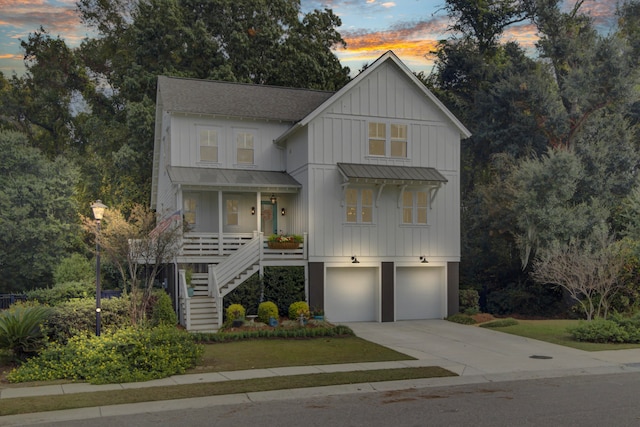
[0,131,80,292]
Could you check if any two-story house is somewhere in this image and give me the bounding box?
[151,51,471,331]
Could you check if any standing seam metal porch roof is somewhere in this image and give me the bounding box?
[337,163,448,184]
[168,166,301,191]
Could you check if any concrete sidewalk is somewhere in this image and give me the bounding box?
[1,320,639,426]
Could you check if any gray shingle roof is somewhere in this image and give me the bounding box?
[337,163,448,184]
[157,76,335,122]
[168,166,301,191]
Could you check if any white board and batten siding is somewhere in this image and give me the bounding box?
[302,61,461,262]
[168,115,289,171]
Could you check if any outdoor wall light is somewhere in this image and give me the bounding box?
[420,256,428,264]
[251,206,255,215]
[281,208,286,216]
[351,255,360,264]
[270,194,277,204]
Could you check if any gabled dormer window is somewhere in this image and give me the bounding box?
[368,122,408,158]
[199,128,219,162]
[235,131,255,165]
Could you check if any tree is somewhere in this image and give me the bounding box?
[532,227,626,320]
[84,205,181,325]
[0,130,80,292]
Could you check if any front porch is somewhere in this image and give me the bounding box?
[176,231,308,332]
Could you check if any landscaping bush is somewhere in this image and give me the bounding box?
[223,273,261,315]
[445,313,476,325]
[27,281,95,306]
[610,313,640,342]
[150,291,177,327]
[44,296,131,344]
[193,324,355,342]
[568,319,630,343]
[0,304,51,361]
[8,326,203,384]
[479,318,519,328]
[53,253,94,284]
[257,301,278,323]
[459,288,480,315]
[288,301,310,320]
[225,304,246,323]
[263,267,305,316]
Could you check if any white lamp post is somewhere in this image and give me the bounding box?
[90,200,107,336]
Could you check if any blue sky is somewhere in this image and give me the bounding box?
[0,0,620,77]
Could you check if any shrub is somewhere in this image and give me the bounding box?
[27,281,95,306]
[8,326,203,384]
[150,291,177,327]
[0,304,51,361]
[193,324,355,342]
[459,288,480,315]
[44,296,131,344]
[263,267,305,316]
[568,319,630,343]
[446,313,476,325]
[288,301,310,320]
[257,301,278,323]
[479,318,519,328]
[53,253,94,284]
[226,304,245,322]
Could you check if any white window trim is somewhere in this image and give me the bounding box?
[197,126,221,164]
[367,121,409,159]
[344,186,376,225]
[233,128,257,167]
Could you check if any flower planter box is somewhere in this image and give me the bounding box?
[267,242,300,250]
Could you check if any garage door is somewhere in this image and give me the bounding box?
[396,267,444,320]
[325,267,378,322]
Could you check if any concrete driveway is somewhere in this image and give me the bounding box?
[346,320,640,381]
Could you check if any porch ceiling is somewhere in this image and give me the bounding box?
[168,166,301,192]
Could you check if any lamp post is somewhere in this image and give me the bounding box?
[91,200,107,336]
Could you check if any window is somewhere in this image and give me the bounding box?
[346,188,374,223]
[236,132,254,164]
[183,197,197,225]
[402,191,428,225]
[226,199,238,226]
[199,128,218,162]
[368,122,386,156]
[368,121,408,158]
[391,124,407,157]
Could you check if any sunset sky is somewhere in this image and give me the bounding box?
[0,0,621,77]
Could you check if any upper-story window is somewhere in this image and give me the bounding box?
[235,131,255,165]
[368,122,408,158]
[346,188,374,224]
[402,190,428,225]
[199,128,219,162]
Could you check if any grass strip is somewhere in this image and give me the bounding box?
[0,367,455,416]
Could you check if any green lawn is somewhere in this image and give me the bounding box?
[0,336,456,416]
[487,319,640,351]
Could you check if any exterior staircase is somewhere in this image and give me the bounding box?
[179,234,262,331]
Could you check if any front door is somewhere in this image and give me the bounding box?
[261,201,277,235]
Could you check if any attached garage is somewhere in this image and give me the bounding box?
[396,266,445,320]
[325,267,379,322]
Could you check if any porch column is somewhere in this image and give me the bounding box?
[308,262,324,310]
[447,262,460,317]
[218,191,223,255]
[256,191,261,233]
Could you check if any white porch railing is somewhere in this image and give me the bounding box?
[181,232,308,260]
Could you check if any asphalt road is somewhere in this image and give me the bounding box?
[32,372,640,427]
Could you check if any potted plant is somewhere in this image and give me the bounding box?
[267,234,303,249]
[185,266,195,297]
[312,307,325,321]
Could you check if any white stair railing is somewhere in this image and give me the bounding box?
[178,269,192,330]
